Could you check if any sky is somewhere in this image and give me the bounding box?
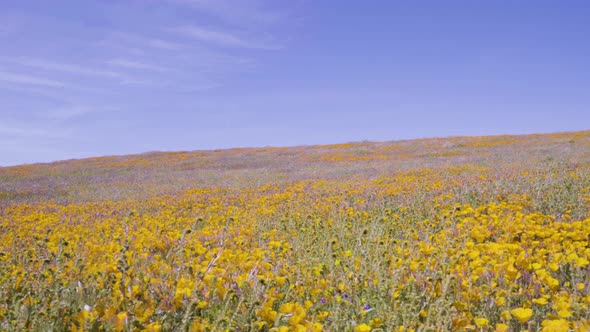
[1,1,589,166]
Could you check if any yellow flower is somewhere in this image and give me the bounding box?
[143,322,162,332]
[114,312,128,331]
[575,257,589,268]
[495,323,509,332]
[474,317,489,327]
[354,323,372,332]
[370,318,383,328]
[279,302,295,314]
[532,297,549,305]
[557,309,572,318]
[545,276,560,291]
[500,310,511,321]
[275,276,287,286]
[294,325,306,332]
[316,311,330,321]
[510,307,533,324]
[541,319,569,332]
[308,322,323,332]
[574,319,590,332]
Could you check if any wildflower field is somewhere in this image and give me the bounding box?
[1,131,590,332]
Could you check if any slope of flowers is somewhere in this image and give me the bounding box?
[1,131,590,331]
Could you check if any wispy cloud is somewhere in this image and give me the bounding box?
[107,59,170,72]
[99,31,184,52]
[6,57,125,79]
[148,38,183,50]
[1,56,171,92]
[0,71,122,97]
[174,25,279,49]
[0,124,49,138]
[0,71,64,87]
[0,121,71,139]
[178,83,221,92]
[171,0,285,25]
[38,106,97,121]
[118,78,162,87]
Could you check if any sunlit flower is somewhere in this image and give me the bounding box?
[511,307,533,324]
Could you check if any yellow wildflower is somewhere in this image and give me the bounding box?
[495,323,509,332]
[541,319,569,332]
[474,317,488,327]
[354,323,372,332]
[510,307,533,324]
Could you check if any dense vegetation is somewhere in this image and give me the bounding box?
[1,131,589,331]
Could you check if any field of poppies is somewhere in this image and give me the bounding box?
[1,131,589,331]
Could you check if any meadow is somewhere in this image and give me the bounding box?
[1,131,589,331]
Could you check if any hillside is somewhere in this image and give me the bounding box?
[1,131,590,331]
[2,130,590,206]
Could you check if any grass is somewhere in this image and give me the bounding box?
[1,130,589,331]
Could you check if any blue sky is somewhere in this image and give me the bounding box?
[1,1,589,166]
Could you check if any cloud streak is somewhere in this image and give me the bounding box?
[107,59,170,72]
[99,31,185,52]
[5,57,126,79]
[0,121,71,139]
[0,71,64,87]
[174,25,279,49]
[170,0,285,25]
[148,38,183,50]
[38,106,98,121]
